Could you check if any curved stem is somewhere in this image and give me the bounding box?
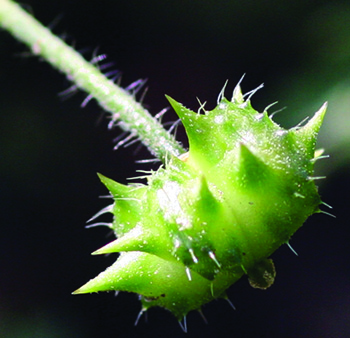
[0,0,186,161]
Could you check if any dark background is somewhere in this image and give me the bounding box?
[0,1,349,337]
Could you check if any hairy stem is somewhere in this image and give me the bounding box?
[0,0,185,161]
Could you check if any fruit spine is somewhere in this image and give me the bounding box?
[73,84,327,322]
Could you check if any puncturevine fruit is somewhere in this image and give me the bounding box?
[73,84,327,323]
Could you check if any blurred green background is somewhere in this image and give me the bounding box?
[0,1,348,337]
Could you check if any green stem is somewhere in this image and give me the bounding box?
[0,0,185,161]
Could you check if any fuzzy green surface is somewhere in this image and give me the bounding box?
[73,88,326,320]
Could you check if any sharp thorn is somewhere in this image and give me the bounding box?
[185,267,192,281]
[321,201,333,209]
[208,251,221,268]
[197,309,208,324]
[320,210,336,218]
[178,316,188,333]
[217,79,229,104]
[286,241,298,256]
[134,308,146,326]
[243,83,264,101]
[86,205,113,223]
[225,297,236,311]
[85,222,112,229]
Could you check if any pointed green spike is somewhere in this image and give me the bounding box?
[166,95,228,168]
[92,239,120,255]
[299,102,327,136]
[91,225,151,255]
[72,252,147,294]
[92,224,174,259]
[195,176,221,222]
[294,102,327,157]
[97,173,133,198]
[165,96,209,153]
[96,173,146,236]
[237,143,272,190]
[73,251,216,320]
[190,176,245,273]
[165,95,197,126]
[175,177,225,280]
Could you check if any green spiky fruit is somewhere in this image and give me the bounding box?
[73,85,327,322]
